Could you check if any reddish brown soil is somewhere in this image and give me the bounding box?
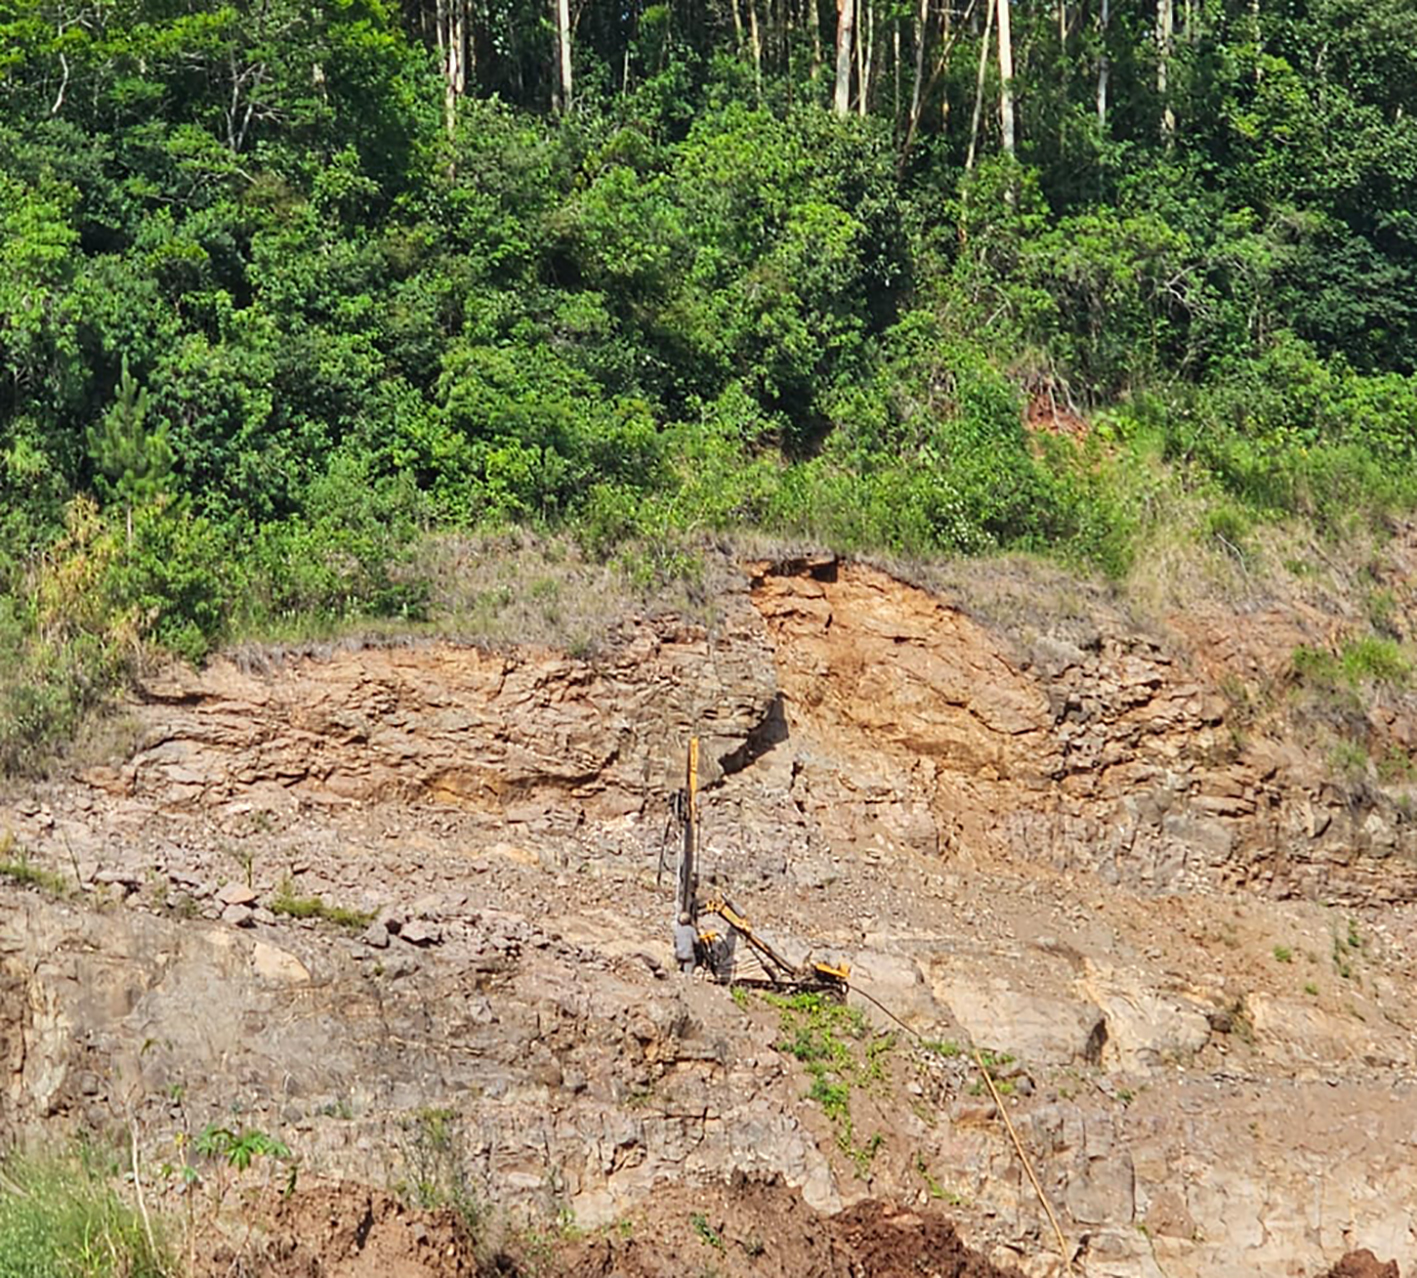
[830,1201,1026,1278]
[1320,1252,1401,1278]
[190,1176,1025,1278]
[1024,390,1089,441]
[196,1185,479,1278]
[560,1177,1024,1278]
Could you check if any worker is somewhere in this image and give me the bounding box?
[674,910,698,973]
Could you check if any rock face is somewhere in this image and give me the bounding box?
[112,595,777,827]
[0,892,837,1226]
[4,552,1417,1278]
[79,554,1417,909]
[748,558,1417,904]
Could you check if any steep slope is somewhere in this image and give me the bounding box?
[2,553,1416,1277]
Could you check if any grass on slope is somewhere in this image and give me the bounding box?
[0,1149,173,1278]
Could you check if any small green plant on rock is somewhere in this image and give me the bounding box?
[1328,738,1370,780]
[396,1107,484,1244]
[1340,636,1411,686]
[0,855,71,897]
[270,878,373,930]
[1222,997,1255,1045]
[915,1152,945,1199]
[1293,636,1412,690]
[914,1152,969,1206]
[0,832,70,897]
[1331,917,1363,979]
[760,991,894,1176]
[195,1124,291,1173]
[1377,746,1416,783]
[690,1212,724,1252]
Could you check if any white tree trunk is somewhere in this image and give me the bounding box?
[556,0,573,112]
[451,0,466,95]
[748,0,764,95]
[857,0,871,116]
[834,0,855,115]
[1097,0,1109,129]
[892,20,901,121]
[996,0,1015,155]
[907,0,928,140]
[1157,0,1175,139]
[965,0,995,170]
[1252,0,1261,82]
[436,0,453,136]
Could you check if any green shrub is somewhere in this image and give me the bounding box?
[760,991,893,1173]
[1294,636,1411,689]
[1340,636,1411,686]
[0,631,120,778]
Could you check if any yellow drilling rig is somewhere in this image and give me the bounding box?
[668,737,849,993]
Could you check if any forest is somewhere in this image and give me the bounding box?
[2,0,1417,766]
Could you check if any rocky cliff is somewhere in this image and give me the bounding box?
[2,552,1416,1277]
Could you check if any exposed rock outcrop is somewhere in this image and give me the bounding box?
[3,552,1417,1278]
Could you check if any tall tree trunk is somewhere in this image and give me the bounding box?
[940,0,952,131]
[965,0,995,170]
[730,0,745,53]
[554,0,573,112]
[856,0,870,116]
[834,0,854,115]
[1251,0,1261,83]
[1055,0,1067,150]
[904,0,929,151]
[1157,0,1175,140]
[996,0,1014,155]
[436,0,453,136]
[748,0,764,96]
[1096,0,1109,129]
[434,0,470,140]
[892,19,901,124]
[902,0,973,163]
[784,0,795,108]
[866,0,877,116]
[451,0,466,100]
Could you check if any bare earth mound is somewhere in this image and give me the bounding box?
[200,1185,477,1278]
[561,1179,1025,1278]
